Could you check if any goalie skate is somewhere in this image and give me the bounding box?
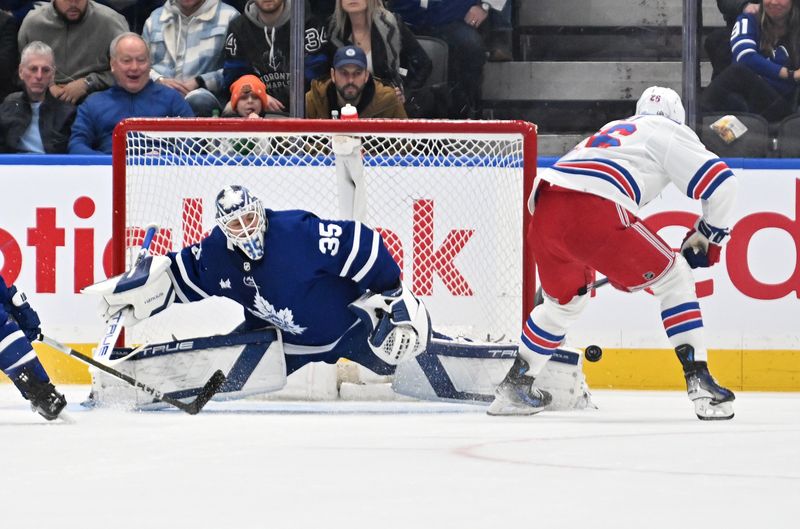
[487,357,552,416]
[676,345,735,421]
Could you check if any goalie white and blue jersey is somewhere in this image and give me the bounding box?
[534,114,738,229]
[167,209,401,350]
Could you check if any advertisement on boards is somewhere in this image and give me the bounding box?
[1,160,799,350]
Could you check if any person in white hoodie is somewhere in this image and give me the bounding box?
[142,0,240,115]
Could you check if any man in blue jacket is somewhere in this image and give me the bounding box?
[69,32,194,155]
[387,0,487,118]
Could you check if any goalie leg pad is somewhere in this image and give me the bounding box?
[392,335,593,410]
[90,329,286,410]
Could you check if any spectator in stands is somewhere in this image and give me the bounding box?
[306,44,406,118]
[142,0,239,116]
[18,0,129,105]
[0,9,19,101]
[68,32,194,154]
[0,1,36,24]
[0,41,76,153]
[387,0,487,118]
[702,0,800,123]
[230,0,336,18]
[327,0,431,113]
[97,0,164,34]
[223,74,270,117]
[484,0,512,62]
[223,0,330,115]
[706,1,761,78]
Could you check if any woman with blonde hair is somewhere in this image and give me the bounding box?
[327,0,431,109]
[702,0,800,122]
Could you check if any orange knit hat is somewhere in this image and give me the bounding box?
[230,75,268,109]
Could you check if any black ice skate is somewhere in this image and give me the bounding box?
[675,345,735,420]
[13,367,67,421]
[487,356,552,416]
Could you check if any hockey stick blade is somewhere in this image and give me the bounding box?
[184,369,227,415]
[40,335,226,415]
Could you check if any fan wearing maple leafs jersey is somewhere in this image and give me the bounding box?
[488,87,739,421]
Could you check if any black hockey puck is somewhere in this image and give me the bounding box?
[585,345,603,362]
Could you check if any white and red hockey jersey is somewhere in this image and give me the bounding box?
[533,115,738,229]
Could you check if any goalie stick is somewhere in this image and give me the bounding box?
[40,335,226,415]
[91,223,159,365]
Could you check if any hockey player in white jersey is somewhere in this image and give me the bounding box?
[85,185,591,411]
[489,86,738,420]
[0,275,66,420]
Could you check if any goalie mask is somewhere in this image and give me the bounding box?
[215,185,267,260]
[635,86,686,125]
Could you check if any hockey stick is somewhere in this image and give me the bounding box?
[533,277,610,307]
[40,335,226,415]
[90,223,159,365]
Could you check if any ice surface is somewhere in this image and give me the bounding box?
[1,386,797,529]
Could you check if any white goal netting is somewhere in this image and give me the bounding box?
[114,118,537,350]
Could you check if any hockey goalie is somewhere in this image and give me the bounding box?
[84,185,592,412]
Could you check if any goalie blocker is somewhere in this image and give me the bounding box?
[90,327,592,411]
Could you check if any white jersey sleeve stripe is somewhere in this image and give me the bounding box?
[166,266,191,303]
[731,38,756,53]
[735,48,756,62]
[339,221,362,277]
[351,231,380,283]
[175,252,210,299]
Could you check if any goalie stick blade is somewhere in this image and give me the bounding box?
[182,370,227,415]
[40,335,223,416]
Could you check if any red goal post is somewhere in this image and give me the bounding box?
[112,118,538,345]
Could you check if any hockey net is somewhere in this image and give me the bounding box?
[112,118,537,397]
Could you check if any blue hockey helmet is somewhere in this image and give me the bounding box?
[214,185,267,260]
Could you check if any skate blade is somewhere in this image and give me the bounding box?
[486,398,545,416]
[57,411,76,424]
[694,398,734,420]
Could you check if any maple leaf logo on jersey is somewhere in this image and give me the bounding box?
[219,278,231,289]
[246,293,306,335]
[218,187,244,210]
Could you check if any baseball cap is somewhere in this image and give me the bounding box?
[230,75,268,110]
[333,45,368,70]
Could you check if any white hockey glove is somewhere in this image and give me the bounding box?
[349,284,431,365]
[83,255,175,326]
[680,217,730,269]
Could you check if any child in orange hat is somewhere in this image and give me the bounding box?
[229,75,269,118]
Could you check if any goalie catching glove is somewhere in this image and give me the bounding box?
[680,217,730,269]
[349,283,431,365]
[83,255,175,326]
